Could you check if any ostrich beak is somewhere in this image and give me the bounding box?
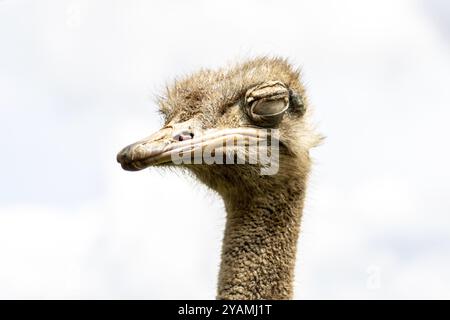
[117,126,175,171]
[117,123,271,171]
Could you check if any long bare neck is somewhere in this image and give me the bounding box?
[217,171,307,300]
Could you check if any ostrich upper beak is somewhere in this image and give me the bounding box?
[116,123,270,171]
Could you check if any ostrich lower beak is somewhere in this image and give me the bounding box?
[117,125,271,171]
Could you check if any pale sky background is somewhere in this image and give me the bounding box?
[0,0,449,299]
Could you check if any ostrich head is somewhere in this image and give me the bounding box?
[117,57,319,199]
[117,57,321,299]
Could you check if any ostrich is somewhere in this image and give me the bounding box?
[117,57,320,299]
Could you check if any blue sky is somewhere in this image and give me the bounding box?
[0,0,449,298]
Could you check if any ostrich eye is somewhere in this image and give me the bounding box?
[252,99,287,116]
[244,81,290,127]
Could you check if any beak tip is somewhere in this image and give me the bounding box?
[116,146,139,171]
[116,146,128,164]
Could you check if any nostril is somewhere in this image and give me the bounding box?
[174,131,194,142]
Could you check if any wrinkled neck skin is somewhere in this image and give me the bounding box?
[213,158,310,300]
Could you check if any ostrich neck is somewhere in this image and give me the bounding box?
[217,172,307,300]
